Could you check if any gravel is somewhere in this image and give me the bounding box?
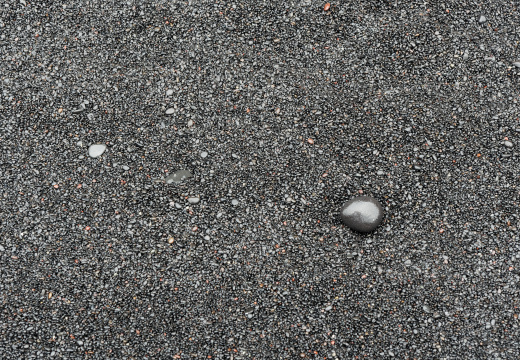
[2,1,520,359]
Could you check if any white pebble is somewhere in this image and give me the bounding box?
[122,165,130,171]
[188,197,200,204]
[513,62,520,68]
[504,140,513,148]
[165,108,175,115]
[232,199,239,206]
[187,120,193,127]
[479,15,486,23]
[200,151,208,158]
[166,89,174,96]
[88,144,106,158]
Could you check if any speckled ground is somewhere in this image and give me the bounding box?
[1,1,520,359]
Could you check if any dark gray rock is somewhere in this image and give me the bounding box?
[340,196,384,233]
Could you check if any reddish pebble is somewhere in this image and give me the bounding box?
[324,3,331,11]
[308,138,314,144]
[85,226,91,231]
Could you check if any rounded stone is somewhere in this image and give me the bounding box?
[165,170,192,184]
[88,144,106,158]
[340,196,384,233]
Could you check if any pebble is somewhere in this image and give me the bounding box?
[122,165,130,171]
[165,170,192,184]
[72,105,85,114]
[513,62,520,68]
[479,15,486,23]
[232,199,239,206]
[340,196,384,233]
[504,140,513,148]
[200,151,208,158]
[166,89,174,96]
[188,197,200,204]
[88,144,106,158]
[165,108,175,115]
[376,170,384,176]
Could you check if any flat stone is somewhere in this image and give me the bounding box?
[513,62,520,68]
[166,89,174,96]
[504,140,513,148]
[165,170,192,184]
[165,108,175,115]
[200,151,208,158]
[188,197,200,204]
[340,196,384,233]
[479,15,486,23]
[88,144,106,158]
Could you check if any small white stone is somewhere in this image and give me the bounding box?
[165,108,175,115]
[187,120,193,127]
[200,151,208,158]
[513,62,520,68]
[479,15,486,23]
[122,165,130,170]
[504,140,513,148]
[188,197,200,204]
[232,199,239,206]
[166,89,174,96]
[77,141,83,147]
[88,144,106,158]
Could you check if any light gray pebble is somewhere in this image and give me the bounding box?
[166,89,174,96]
[514,62,520,68]
[232,199,239,206]
[88,144,106,158]
[200,151,208,158]
[377,170,384,175]
[165,108,175,115]
[479,15,486,23]
[188,197,200,204]
[504,140,513,148]
[122,165,130,171]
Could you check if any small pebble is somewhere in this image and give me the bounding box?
[479,15,486,23]
[188,197,200,204]
[200,151,208,158]
[166,89,174,96]
[122,165,130,171]
[376,170,384,176]
[88,144,106,158]
[232,199,239,206]
[513,62,520,68]
[187,120,193,127]
[165,170,192,184]
[165,108,175,115]
[504,140,513,148]
[340,196,384,233]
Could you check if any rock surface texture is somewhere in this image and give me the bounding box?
[2,1,520,359]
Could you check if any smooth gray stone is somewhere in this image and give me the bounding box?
[340,196,384,233]
[165,170,192,184]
